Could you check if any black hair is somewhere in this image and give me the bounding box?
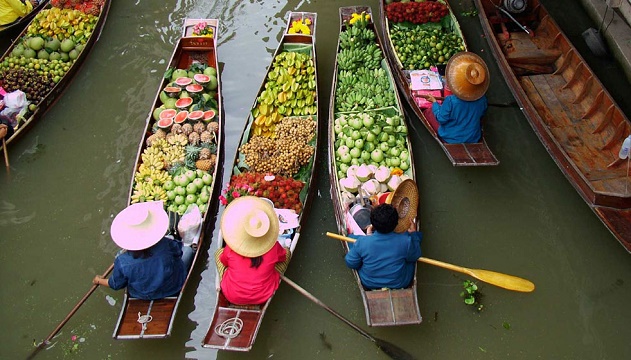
[250,256,263,268]
[370,203,399,234]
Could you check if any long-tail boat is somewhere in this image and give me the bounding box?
[0,0,111,148]
[0,0,50,33]
[328,6,422,327]
[112,18,224,339]
[378,0,499,166]
[202,11,319,351]
[475,0,631,252]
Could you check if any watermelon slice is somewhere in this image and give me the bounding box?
[163,86,181,97]
[157,117,173,129]
[194,73,210,84]
[175,97,193,109]
[174,111,189,124]
[203,109,216,122]
[188,110,204,121]
[175,77,192,87]
[186,84,203,93]
[159,108,177,119]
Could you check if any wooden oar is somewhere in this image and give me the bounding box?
[326,232,535,293]
[2,138,9,174]
[27,263,115,360]
[280,275,415,360]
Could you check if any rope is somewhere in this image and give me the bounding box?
[214,317,243,339]
[137,312,153,331]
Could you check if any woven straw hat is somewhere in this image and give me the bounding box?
[385,179,419,233]
[221,196,279,257]
[445,52,490,101]
[110,201,169,251]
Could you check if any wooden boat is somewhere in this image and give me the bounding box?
[328,6,422,327]
[378,0,499,166]
[0,0,49,33]
[0,0,111,148]
[202,11,319,351]
[112,18,224,339]
[474,0,631,252]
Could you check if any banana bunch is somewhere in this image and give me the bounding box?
[131,182,168,204]
[140,147,165,170]
[134,163,172,186]
[339,24,375,50]
[336,91,376,112]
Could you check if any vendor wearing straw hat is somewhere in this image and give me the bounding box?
[345,182,422,290]
[216,196,290,305]
[92,201,194,300]
[423,51,490,144]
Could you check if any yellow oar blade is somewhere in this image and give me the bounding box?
[326,232,535,293]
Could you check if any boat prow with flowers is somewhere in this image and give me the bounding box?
[202,11,318,352]
[378,0,499,166]
[328,6,422,326]
[112,18,223,339]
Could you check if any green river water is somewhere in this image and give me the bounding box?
[1,0,631,359]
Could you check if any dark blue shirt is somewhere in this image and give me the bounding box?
[345,231,422,289]
[108,237,186,300]
[432,95,487,143]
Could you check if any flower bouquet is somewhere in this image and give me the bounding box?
[192,21,214,37]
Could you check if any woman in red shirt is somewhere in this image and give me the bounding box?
[216,196,290,305]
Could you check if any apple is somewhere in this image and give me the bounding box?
[163,180,175,191]
[339,153,352,164]
[351,130,361,140]
[349,116,363,130]
[371,149,384,162]
[192,178,204,189]
[361,150,371,161]
[177,204,188,214]
[390,157,401,167]
[186,182,198,194]
[365,132,376,143]
[186,194,197,205]
[196,169,205,178]
[380,142,390,152]
[354,138,364,149]
[199,192,210,204]
[166,190,176,201]
[337,145,350,157]
[175,186,186,196]
[400,150,410,161]
[174,195,185,205]
[350,147,361,158]
[400,160,410,171]
[185,170,197,182]
[202,173,213,185]
[362,115,374,127]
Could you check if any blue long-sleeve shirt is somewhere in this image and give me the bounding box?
[345,231,422,289]
[432,95,487,143]
[108,237,186,300]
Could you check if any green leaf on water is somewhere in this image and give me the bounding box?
[479,347,487,352]
[503,322,511,330]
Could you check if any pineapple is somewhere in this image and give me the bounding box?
[154,129,167,139]
[193,122,206,134]
[171,123,183,135]
[200,130,214,144]
[195,159,214,172]
[188,132,200,146]
[181,123,194,136]
[185,145,202,169]
[199,147,211,160]
[207,121,219,134]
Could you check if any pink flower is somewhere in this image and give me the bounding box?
[232,191,240,198]
[71,335,77,341]
[219,195,227,205]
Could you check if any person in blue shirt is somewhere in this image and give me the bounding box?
[345,203,422,290]
[93,201,194,300]
[423,51,490,144]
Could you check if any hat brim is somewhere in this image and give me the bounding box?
[221,196,280,257]
[386,179,419,233]
[445,52,490,101]
[110,202,169,251]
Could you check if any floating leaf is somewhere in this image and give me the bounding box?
[503,322,511,330]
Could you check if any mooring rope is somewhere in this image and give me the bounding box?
[214,317,243,339]
[137,312,153,331]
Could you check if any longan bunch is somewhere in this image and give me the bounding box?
[275,116,316,143]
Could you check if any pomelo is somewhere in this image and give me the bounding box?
[203,110,216,122]
[157,117,173,129]
[174,111,189,124]
[175,77,192,87]
[179,91,190,99]
[186,84,203,93]
[153,106,165,121]
[159,91,170,104]
[164,98,177,109]
[159,108,177,120]
[207,76,218,90]
[60,38,74,52]
[203,66,217,77]
[171,69,188,82]
[188,110,204,121]
[175,97,193,109]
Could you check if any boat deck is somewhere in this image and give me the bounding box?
[202,295,267,351]
[114,297,178,339]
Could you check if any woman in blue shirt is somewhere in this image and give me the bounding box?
[423,51,490,144]
[93,201,194,300]
[345,204,422,290]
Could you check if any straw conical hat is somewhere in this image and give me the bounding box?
[445,52,490,101]
[221,196,279,257]
[385,179,419,233]
[110,201,169,251]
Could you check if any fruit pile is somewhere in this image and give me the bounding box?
[239,116,316,177]
[385,0,449,24]
[50,0,104,16]
[131,63,220,216]
[334,12,396,112]
[386,0,465,69]
[251,50,317,137]
[0,4,100,116]
[220,173,305,213]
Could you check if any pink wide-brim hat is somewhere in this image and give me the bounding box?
[110,201,169,251]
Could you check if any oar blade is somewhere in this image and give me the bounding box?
[469,268,535,292]
[374,338,417,360]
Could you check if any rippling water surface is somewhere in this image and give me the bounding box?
[1,0,631,359]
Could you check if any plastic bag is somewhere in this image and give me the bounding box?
[178,204,202,245]
[0,90,28,128]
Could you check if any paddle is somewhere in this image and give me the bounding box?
[417,93,517,108]
[326,232,535,293]
[2,138,9,174]
[280,275,415,360]
[27,263,115,360]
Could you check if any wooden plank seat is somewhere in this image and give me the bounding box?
[364,287,422,326]
[115,297,177,339]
